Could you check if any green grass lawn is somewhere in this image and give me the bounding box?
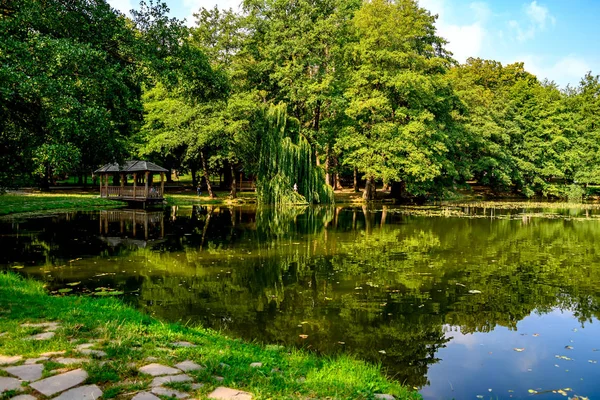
[0,193,126,216]
[0,273,419,399]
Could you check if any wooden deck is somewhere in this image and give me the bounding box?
[100,186,164,202]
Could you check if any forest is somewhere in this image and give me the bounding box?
[2,0,600,203]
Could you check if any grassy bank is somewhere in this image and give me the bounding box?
[0,272,419,399]
[0,193,125,216]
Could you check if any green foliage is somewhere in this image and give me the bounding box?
[341,0,464,199]
[5,0,600,200]
[256,104,334,205]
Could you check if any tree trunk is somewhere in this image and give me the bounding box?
[353,167,359,192]
[191,165,197,188]
[200,151,215,199]
[40,164,51,191]
[229,163,237,199]
[335,173,342,190]
[390,181,407,200]
[362,177,376,201]
[325,144,331,186]
[166,168,173,183]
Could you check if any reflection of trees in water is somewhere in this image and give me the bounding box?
[135,208,600,387]
[4,206,600,387]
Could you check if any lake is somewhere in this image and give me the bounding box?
[1,204,599,399]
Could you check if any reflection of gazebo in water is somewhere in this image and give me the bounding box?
[99,209,164,245]
[94,161,168,204]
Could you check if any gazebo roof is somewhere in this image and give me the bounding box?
[94,160,168,174]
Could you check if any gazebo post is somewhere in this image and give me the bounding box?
[133,173,137,199]
[145,171,149,198]
[120,173,124,198]
[160,172,165,198]
[103,173,107,197]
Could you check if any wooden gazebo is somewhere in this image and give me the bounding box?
[94,161,168,204]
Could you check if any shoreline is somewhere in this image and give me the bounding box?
[0,272,417,399]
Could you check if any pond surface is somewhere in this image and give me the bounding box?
[1,204,600,400]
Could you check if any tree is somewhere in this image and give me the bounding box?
[0,0,143,187]
[256,104,334,205]
[242,0,360,187]
[342,0,463,200]
[0,0,223,189]
[449,58,574,197]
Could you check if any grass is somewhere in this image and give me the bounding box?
[0,272,420,399]
[165,191,257,206]
[0,193,125,216]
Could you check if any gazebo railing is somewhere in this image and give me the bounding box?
[101,186,163,199]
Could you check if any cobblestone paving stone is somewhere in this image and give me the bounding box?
[151,386,190,399]
[3,364,44,381]
[0,376,23,393]
[207,386,253,399]
[175,360,204,372]
[138,363,180,376]
[52,384,103,400]
[150,373,193,387]
[29,368,87,396]
[132,392,161,400]
[0,355,22,365]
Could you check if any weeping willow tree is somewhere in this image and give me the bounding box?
[256,104,334,205]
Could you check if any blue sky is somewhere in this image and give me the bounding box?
[107,0,600,87]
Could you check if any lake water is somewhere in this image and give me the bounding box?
[1,204,599,399]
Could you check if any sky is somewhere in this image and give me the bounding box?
[106,0,600,87]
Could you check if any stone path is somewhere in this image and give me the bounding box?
[0,320,398,400]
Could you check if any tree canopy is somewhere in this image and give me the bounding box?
[3,0,600,202]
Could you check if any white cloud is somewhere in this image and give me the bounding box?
[106,0,135,16]
[419,0,490,63]
[509,1,555,42]
[526,0,556,29]
[519,55,592,87]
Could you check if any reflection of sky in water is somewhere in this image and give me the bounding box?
[422,309,599,400]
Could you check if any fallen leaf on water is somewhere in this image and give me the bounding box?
[514,348,525,352]
[300,321,309,325]
[378,350,386,354]
[66,282,81,286]
[337,341,345,345]
[476,396,483,399]
[557,389,567,396]
[528,389,537,394]
[324,297,332,301]
[299,334,308,339]
[57,288,72,293]
[555,364,560,367]
[532,333,540,337]
[565,346,574,350]
[555,355,573,361]
[10,265,24,269]
[468,289,482,294]
[588,360,597,364]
